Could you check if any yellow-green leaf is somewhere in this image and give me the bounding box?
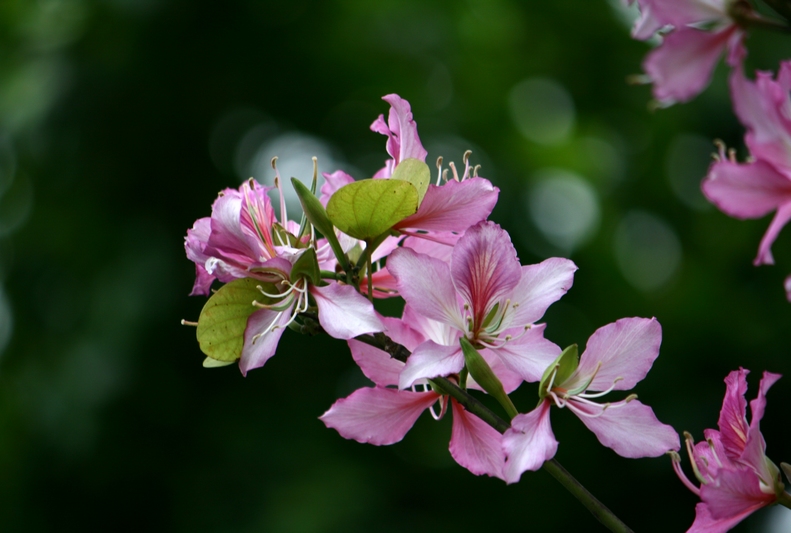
[391,158,430,205]
[326,179,418,240]
[196,278,275,363]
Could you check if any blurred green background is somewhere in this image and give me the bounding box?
[1,0,790,531]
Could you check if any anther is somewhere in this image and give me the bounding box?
[462,150,472,165]
[271,156,278,170]
[181,319,198,327]
[473,164,481,177]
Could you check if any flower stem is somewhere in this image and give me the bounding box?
[355,332,634,533]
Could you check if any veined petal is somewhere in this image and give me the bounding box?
[239,306,292,375]
[568,317,662,392]
[402,304,461,347]
[403,232,459,262]
[388,248,465,329]
[687,501,758,533]
[741,371,781,482]
[467,348,524,394]
[700,467,775,521]
[702,159,791,219]
[633,0,728,30]
[643,26,735,105]
[449,400,505,479]
[348,340,402,388]
[320,387,440,446]
[717,368,750,461]
[311,283,384,339]
[451,221,522,325]
[502,401,557,483]
[487,323,561,383]
[755,203,791,265]
[395,178,499,233]
[382,94,427,164]
[569,398,680,458]
[505,258,577,327]
[398,341,464,389]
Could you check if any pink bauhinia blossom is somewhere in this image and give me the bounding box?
[320,312,506,479]
[502,317,680,484]
[671,369,788,533]
[388,220,575,389]
[702,63,791,296]
[185,177,382,375]
[629,0,746,105]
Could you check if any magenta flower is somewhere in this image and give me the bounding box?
[702,64,791,295]
[502,317,680,484]
[388,221,576,389]
[672,369,787,533]
[630,0,745,105]
[320,311,506,479]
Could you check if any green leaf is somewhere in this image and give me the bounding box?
[391,158,430,205]
[290,247,321,285]
[196,278,276,363]
[460,337,518,419]
[538,344,579,399]
[326,179,418,240]
[291,177,349,271]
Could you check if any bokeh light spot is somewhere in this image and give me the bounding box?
[614,211,682,292]
[508,78,575,145]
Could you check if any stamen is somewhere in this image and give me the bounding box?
[180,319,198,327]
[576,377,624,399]
[448,161,460,182]
[441,168,449,183]
[683,432,709,485]
[462,150,472,180]
[435,156,444,186]
[473,164,481,178]
[669,450,701,496]
[565,399,609,419]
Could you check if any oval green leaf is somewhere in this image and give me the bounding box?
[391,158,430,205]
[326,179,418,240]
[196,278,276,363]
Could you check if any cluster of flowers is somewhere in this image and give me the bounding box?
[630,0,791,299]
[185,93,789,531]
[629,1,791,530]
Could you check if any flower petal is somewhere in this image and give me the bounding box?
[717,368,750,462]
[687,501,758,533]
[239,306,291,375]
[502,401,557,483]
[382,94,427,164]
[755,203,791,266]
[451,221,522,325]
[505,258,577,328]
[700,467,775,521]
[702,159,791,219]
[398,341,464,389]
[449,400,505,479]
[487,323,561,383]
[569,398,680,457]
[741,371,781,482]
[388,247,465,328]
[395,178,499,233]
[569,317,662,392]
[311,283,384,339]
[320,387,439,445]
[643,26,735,105]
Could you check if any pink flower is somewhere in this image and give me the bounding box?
[672,369,786,533]
[185,177,383,375]
[325,95,500,238]
[702,64,791,290]
[502,317,680,484]
[630,0,745,105]
[320,312,506,479]
[388,221,576,389]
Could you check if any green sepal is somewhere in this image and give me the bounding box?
[538,344,579,399]
[391,158,430,205]
[326,178,418,240]
[196,278,276,363]
[202,357,235,368]
[460,337,518,419]
[291,177,349,271]
[290,247,321,286]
